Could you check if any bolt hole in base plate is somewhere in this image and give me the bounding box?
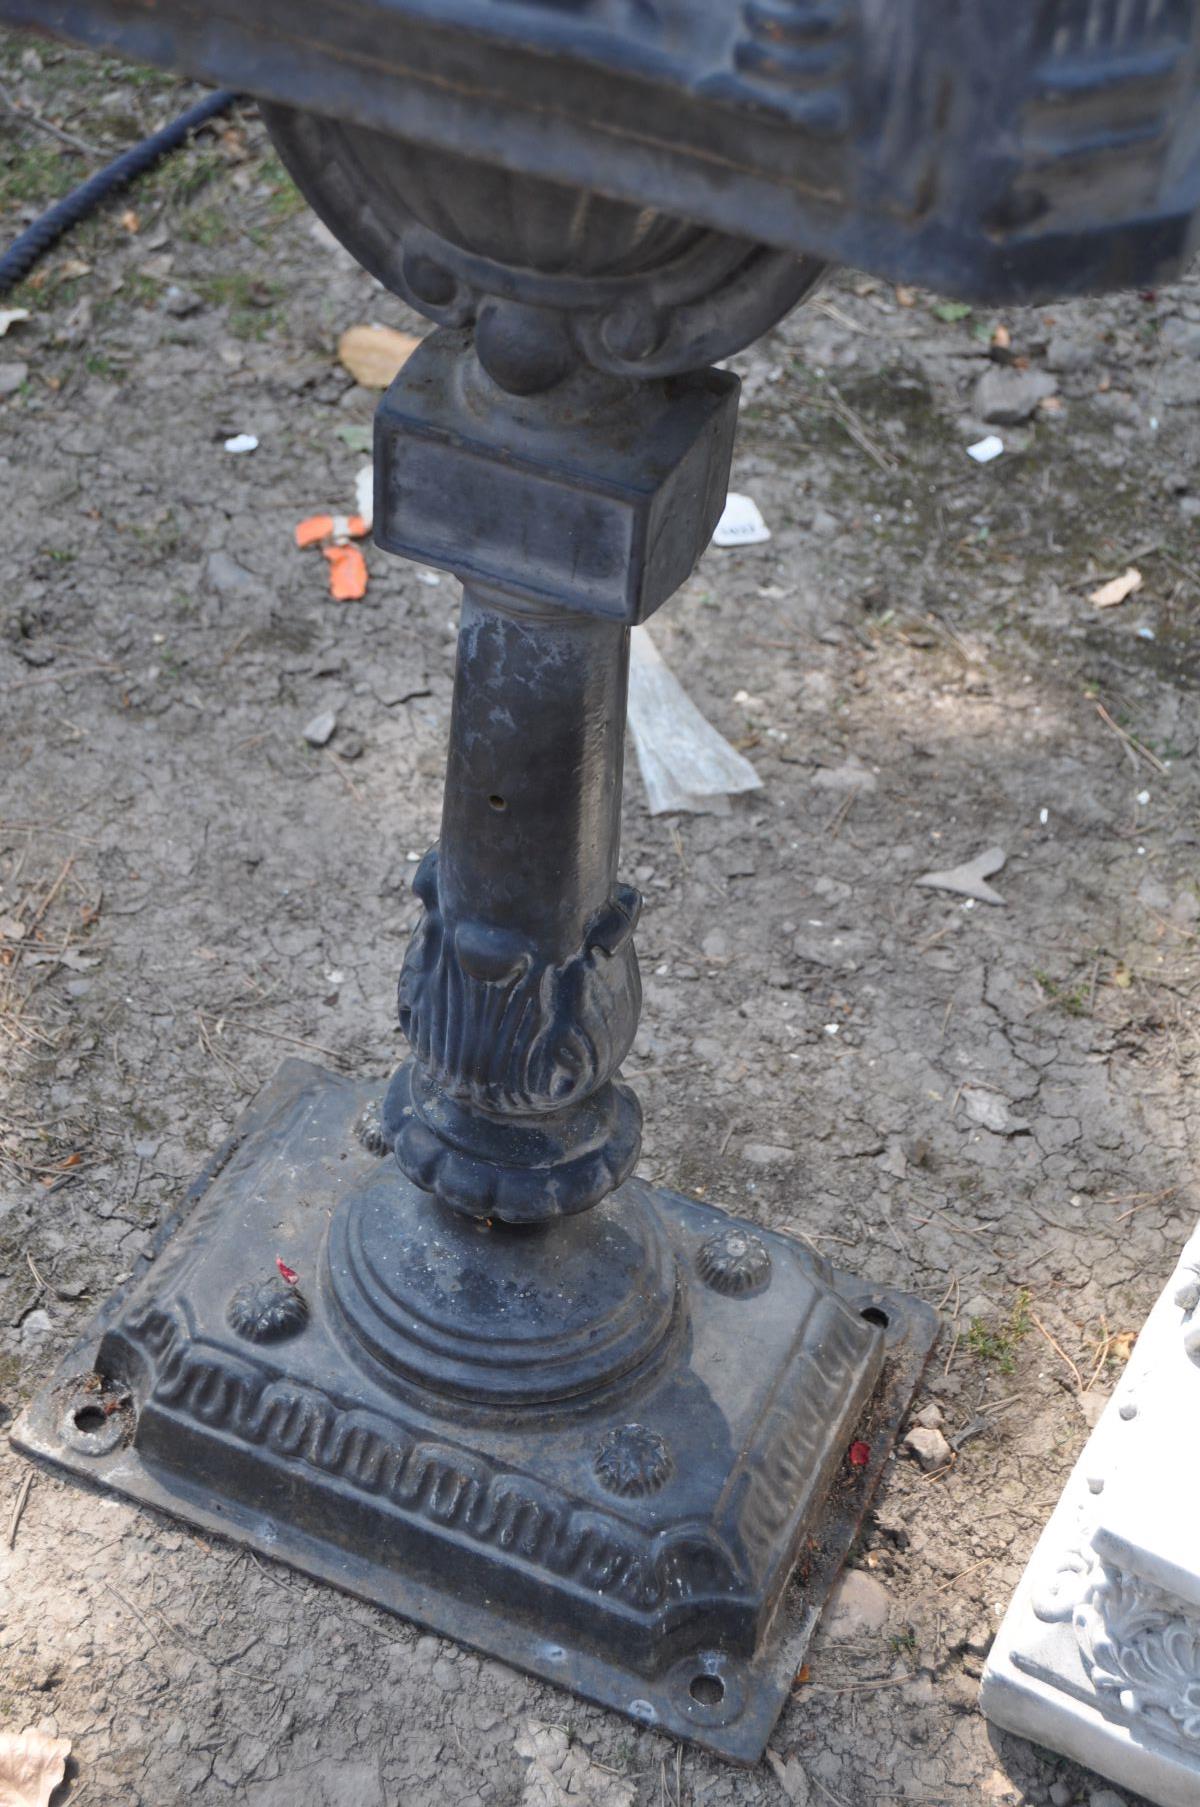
[56,1379,131,1456]
[12,1061,937,1763]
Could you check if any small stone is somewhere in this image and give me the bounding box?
[303,710,337,747]
[877,1143,908,1180]
[974,366,1058,424]
[1089,1791,1126,1807]
[963,1088,1014,1134]
[163,283,202,317]
[1048,1784,1073,1807]
[205,550,259,595]
[0,360,28,396]
[1160,317,1200,356]
[820,1569,890,1638]
[811,759,877,793]
[912,1402,944,1430]
[741,1141,794,1167]
[701,930,729,960]
[904,1426,952,1472]
[791,929,872,971]
[19,1308,53,1344]
[1045,334,1093,373]
[337,730,365,761]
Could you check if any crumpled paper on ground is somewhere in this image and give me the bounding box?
[628,626,762,815]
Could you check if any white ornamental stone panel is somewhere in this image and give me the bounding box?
[981,1221,1200,1807]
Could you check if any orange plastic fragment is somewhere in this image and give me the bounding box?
[295,513,335,548]
[295,513,370,549]
[322,542,369,601]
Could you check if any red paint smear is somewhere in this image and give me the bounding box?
[276,1257,299,1286]
[848,1441,871,1468]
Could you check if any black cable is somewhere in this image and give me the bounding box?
[0,87,239,296]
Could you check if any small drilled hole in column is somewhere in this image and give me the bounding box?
[488,794,507,812]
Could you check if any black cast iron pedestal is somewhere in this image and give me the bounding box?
[15,124,937,1762]
[17,1062,932,1760]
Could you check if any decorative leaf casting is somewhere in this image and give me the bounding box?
[1075,1559,1200,1755]
[1174,1225,1200,1355]
[398,849,641,1115]
[1031,1501,1200,1761]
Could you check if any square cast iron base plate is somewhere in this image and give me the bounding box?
[13,1060,937,1762]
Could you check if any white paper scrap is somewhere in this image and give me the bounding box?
[355,462,374,532]
[628,627,762,815]
[966,435,1004,464]
[713,492,771,547]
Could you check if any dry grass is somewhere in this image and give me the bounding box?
[0,837,101,1184]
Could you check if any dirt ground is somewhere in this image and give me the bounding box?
[2,38,1198,1807]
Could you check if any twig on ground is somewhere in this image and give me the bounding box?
[812,297,873,335]
[0,78,99,154]
[1029,1312,1084,1392]
[804,1673,912,1694]
[1095,702,1169,775]
[1113,1185,1179,1224]
[26,855,75,939]
[942,1326,961,1378]
[824,381,901,472]
[196,1009,348,1065]
[793,383,900,472]
[931,1555,993,1595]
[827,789,858,838]
[1,663,126,694]
[7,1470,34,1548]
[323,745,364,803]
